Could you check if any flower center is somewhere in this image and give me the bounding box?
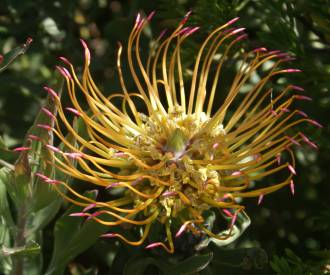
[128,109,228,221]
[164,128,187,158]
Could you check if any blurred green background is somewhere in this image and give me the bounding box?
[0,0,329,274]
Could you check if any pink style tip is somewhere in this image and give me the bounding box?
[275,53,290,58]
[13,147,31,152]
[158,29,168,40]
[307,140,318,150]
[35,174,60,185]
[258,193,264,205]
[290,180,295,195]
[79,38,88,49]
[290,85,305,92]
[231,27,245,35]
[162,191,177,197]
[62,67,73,79]
[69,212,87,217]
[283,69,302,73]
[230,213,238,228]
[234,34,248,43]
[300,132,311,143]
[300,133,318,150]
[288,164,296,175]
[35,173,60,185]
[56,66,72,80]
[286,136,300,146]
[137,17,145,29]
[296,110,308,118]
[35,173,49,181]
[80,39,91,65]
[179,10,192,25]
[222,27,235,35]
[282,57,296,62]
[270,109,277,116]
[41,107,56,120]
[63,152,84,159]
[36,124,52,131]
[175,223,189,238]
[308,119,323,128]
[45,144,62,153]
[45,179,60,184]
[101,233,117,238]
[212,143,219,149]
[147,10,156,21]
[65,107,81,116]
[145,242,163,250]
[27,134,41,142]
[83,203,96,212]
[86,211,101,220]
[280,107,290,113]
[253,47,267,53]
[231,171,242,176]
[184,27,200,36]
[43,86,59,100]
[226,17,240,26]
[59,56,71,66]
[295,95,312,101]
[135,13,141,25]
[177,27,190,35]
[223,209,234,218]
[267,50,281,55]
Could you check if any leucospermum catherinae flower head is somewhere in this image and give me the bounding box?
[35,12,321,253]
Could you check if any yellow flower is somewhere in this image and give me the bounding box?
[37,12,320,253]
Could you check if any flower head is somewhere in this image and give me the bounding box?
[38,13,319,253]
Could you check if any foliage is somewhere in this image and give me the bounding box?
[270,248,330,275]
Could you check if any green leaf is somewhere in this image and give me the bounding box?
[211,246,268,272]
[0,167,15,229]
[285,248,303,264]
[67,263,99,275]
[270,249,309,275]
[4,149,32,209]
[123,252,213,275]
[0,168,14,275]
[1,241,40,257]
[0,38,32,73]
[27,197,62,234]
[199,265,213,275]
[165,252,213,275]
[45,191,108,275]
[123,256,160,275]
[0,136,17,164]
[0,223,12,275]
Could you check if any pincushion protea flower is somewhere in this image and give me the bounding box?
[34,12,321,253]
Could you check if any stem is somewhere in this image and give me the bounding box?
[0,159,14,170]
[11,203,28,275]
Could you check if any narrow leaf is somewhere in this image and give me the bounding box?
[0,38,32,73]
